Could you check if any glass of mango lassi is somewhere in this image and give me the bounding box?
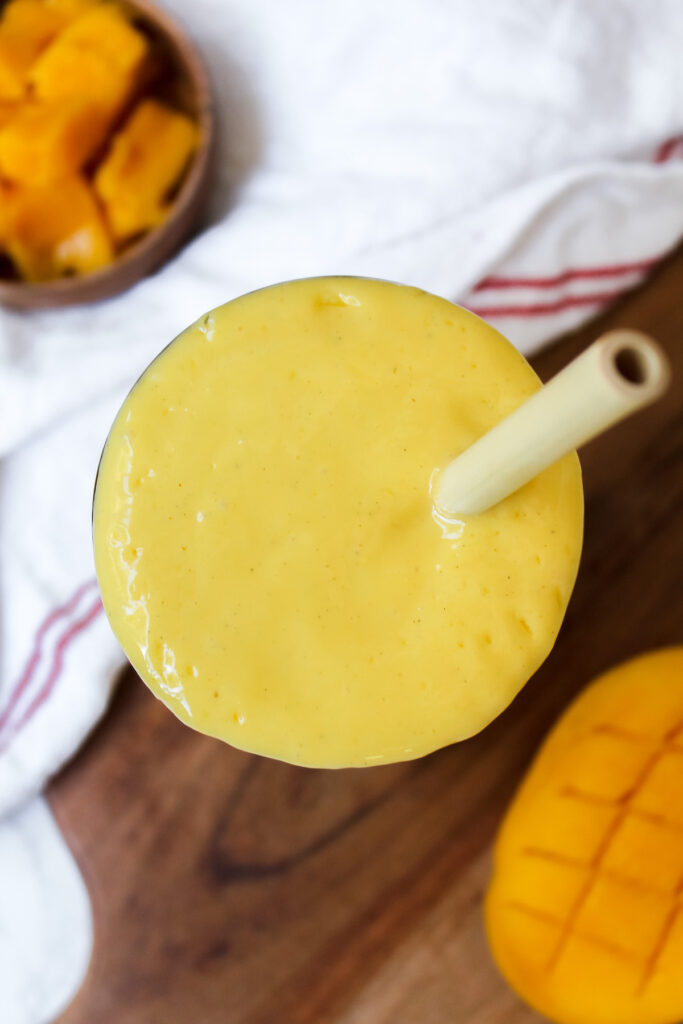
[93,277,585,768]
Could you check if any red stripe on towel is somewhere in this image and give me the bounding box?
[0,579,98,731]
[0,596,103,753]
[654,136,683,164]
[465,288,630,319]
[474,259,657,292]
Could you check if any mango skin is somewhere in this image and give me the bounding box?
[485,648,683,1024]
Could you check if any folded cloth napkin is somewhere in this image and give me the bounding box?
[1,0,683,1020]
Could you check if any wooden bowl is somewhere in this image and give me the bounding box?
[0,0,214,311]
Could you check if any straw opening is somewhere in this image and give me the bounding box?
[437,329,670,517]
[612,344,649,387]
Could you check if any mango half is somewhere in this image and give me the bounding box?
[486,648,683,1024]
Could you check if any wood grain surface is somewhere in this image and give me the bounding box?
[50,251,683,1024]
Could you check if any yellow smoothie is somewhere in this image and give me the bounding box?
[93,277,583,767]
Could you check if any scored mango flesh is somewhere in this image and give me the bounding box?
[0,0,200,283]
[486,647,683,1024]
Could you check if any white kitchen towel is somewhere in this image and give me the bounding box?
[1,0,683,1020]
[0,798,92,1024]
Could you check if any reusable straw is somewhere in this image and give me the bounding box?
[435,331,671,517]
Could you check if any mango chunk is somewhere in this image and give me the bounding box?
[44,0,97,17]
[0,99,114,185]
[29,4,148,117]
[1,175,113,280]
[486,647,683,1024]
[0,0,67,98]
[0,1,199,284]
[0,100,20,128]
[94,98,198,240]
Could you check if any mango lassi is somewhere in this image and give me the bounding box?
[93,277,583,767]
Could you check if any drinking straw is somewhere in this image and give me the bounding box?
[435,331,671,517]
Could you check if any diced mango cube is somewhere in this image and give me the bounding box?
[0,99,114,185]
[0,0,67,98]
[95,99,198,240]
[44,0,97,18]
[29,5,148,118]
[1,175,113,281]
[0,100,20,128]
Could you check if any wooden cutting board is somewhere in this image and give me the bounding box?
[51,252,683,1024]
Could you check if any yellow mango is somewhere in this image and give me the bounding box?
[0,100,20,128]
[485,648,683,1024]
[44,0,97,17]
[0,0,67,98]
[29,4,148,118]
[94,98,198,240]
[1,175,113,281]
[0,99,114,185]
